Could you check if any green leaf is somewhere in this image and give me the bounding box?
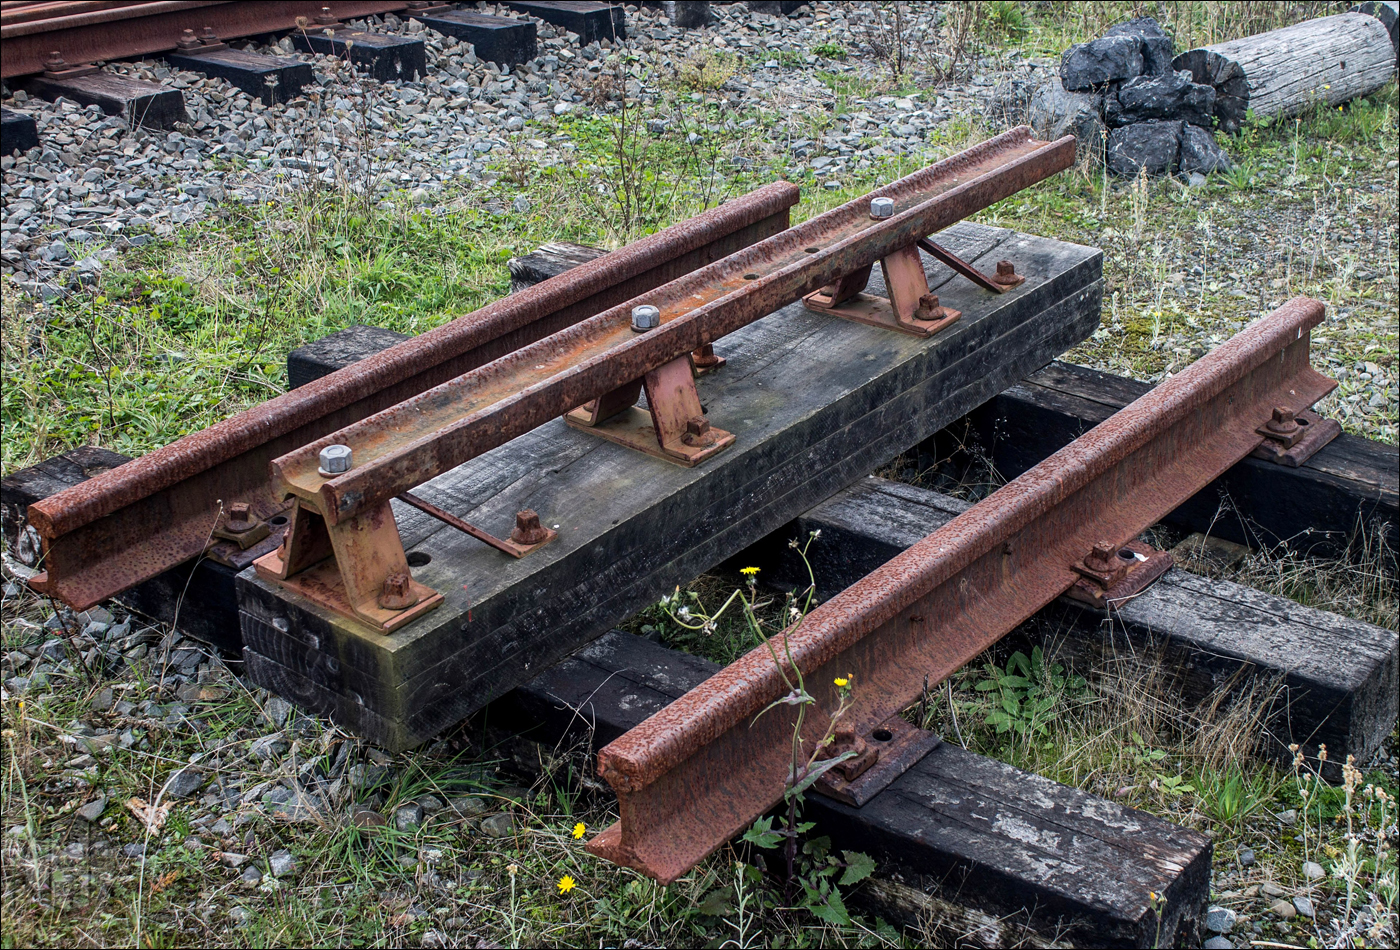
[974,679,1000,692]
[807,887,851,927]
[696,887,734,917]
[839,850,875,886]
[1007,651,1031,676]
[1001,693,1021,715]
[742,816,782,850]
[998,675,1030,689]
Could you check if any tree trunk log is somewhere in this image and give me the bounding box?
[1173,12,1396,133]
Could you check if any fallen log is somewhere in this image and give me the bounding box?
[1173,12,1397,133]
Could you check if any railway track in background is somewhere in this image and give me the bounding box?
[1,0,647,144]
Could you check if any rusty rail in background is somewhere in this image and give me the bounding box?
[0,1,415,78]
[27,183,799,609]
[587,297,1336,884]
[258,128,1075,631]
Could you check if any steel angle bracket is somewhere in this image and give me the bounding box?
[587,298,1337,884]
[251,129,1075,632]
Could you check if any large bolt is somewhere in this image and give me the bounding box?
[916,293,941,317]
[682,417,715,447]
[377,571,418,610]
[869,196,895,219]
[631,304,660,332]
[1265,406,1301,437]
[1085,541,1117,570]
[510,509,549,546]
[318,444,353,476]
[177,29,201,50]
[227,502,252,529]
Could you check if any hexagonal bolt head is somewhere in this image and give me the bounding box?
[510,509,549,546]
[1266,406,1301,436]
[631,304,661,332]
[226,502,254,530]
[869,196,895,220]
[682,417,716,447]
[177,29,201,49]
[378,571,418,610]
[996,261,1016,278]
[916,293,941,316]
[319,444,353,475]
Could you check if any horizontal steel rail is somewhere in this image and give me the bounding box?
[1,1,412,78]
[586,297,1336,884]
[28,184,799,609]
[272,128,1076,525]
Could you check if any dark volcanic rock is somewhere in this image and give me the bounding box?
[1179,124,1233,175]
[1103,17,1176,76]
[1107,120,1184,177]
[1027,80,1105,162]
[1061,34,1143,90]
[1105,70,1215,128]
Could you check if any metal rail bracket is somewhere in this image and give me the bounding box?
[564,355,736,467]
[1064,539,1173,607]
[1251,407,1342,467]
[804,244,962,337]
[811,715,942,807]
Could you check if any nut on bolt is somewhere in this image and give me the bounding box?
[631,304,661,332]
[1265,406,1301,437]
[510,509,550,546]
[869,196,895,220]
[318,444,352,477]
[377,571,418,610]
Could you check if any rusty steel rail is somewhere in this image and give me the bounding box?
[27,184,799,609]
[0,1,415,78]
[586,297,1336,884]
[273,128,1075,527]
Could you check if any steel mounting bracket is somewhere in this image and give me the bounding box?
[803,244,961,337]
[564,354,736,467]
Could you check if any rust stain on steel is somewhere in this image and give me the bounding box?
[586,298,1335,884]
[274,128,1076,526]
[27,185,798,609]
[0,2,411,78]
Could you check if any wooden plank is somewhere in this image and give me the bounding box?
[489,629,1210,949]
[1,107,39,155]
[22,72,186,130]
[165,48,313,106]
[508,242,608,295]
[416,10,538,66]
[291,30,427,83]
[238,222,1105,750]
[749,475,1398,775]
[286,325,412,390]
[929,360,1399,560]
[505,1,626,43]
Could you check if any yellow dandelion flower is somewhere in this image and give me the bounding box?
[571,822,586,839]
[834,677,849,688]
[740,566,760,576]
[558,875,577,894]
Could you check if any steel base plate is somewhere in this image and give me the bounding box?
[564,406,735,467]
[813,716,942,807]
[1063,540,1173,608]
[1251,410,1341,467]
[803,291,960,338]
[253,548,444,634]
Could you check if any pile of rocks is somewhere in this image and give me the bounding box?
[1028,17,1232,180]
